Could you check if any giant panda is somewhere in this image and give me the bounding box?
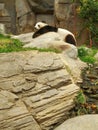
[32,21,77,46]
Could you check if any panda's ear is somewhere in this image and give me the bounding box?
[41,21,46,23]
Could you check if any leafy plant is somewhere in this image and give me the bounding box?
[80,56,96,64]
[74,90,88,115]
[78,0,98,46]
[75,90,86,104]
[78,46,88,57]
[78,46,97,64]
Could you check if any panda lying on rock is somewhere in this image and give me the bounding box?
[32,21,77,46]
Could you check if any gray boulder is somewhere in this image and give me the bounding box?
[28,0,54,13]
[54,115,98,130]
[15,0,35,33]
[0,23,6,34]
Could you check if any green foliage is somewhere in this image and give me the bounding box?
[73,90,98,115]
[0,34,60,53]
[74,91,88,115]
[75,90,86,104]
[0,35,23,52]
[78,0,98,45]
[79,0,98,22]
[78,46,88,57]
[80,56,96,64]
[78,46,97,64]
[0,34,11,39]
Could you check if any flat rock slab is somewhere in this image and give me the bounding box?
[54,114,98,130]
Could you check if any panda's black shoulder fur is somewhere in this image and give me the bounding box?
[32,25,58,38]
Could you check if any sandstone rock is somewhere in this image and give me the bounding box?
[60,54,87,83]
[0,90,18,110]
[54,115,98,130]
[0,51,86,130]
[0,99,41,130]
[23,52,64,73]
[28,0,54,13]
[55,0,69,21]
[37,69,72,87]
[0,3,9,16]
[24,84,79,129]
[18,12,35,33]
[15,0,35,33]
[11,32,33,44]
[36,14,54,26]
[0,62,22,78]
[0,23,6,34]
[16,0,31,18]
[23,32,62,48]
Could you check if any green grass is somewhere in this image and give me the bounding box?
[75,90,86,104]
[78,46,98,64]
[0,34,23,52]
[0,34,60,53]
[74,90,88,115]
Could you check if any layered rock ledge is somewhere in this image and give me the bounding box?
[0,51,86,130]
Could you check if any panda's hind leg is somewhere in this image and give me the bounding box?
[65,34,76,46]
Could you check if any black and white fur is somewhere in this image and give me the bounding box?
[32,22,77,46]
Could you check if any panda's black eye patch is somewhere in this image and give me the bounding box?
[38,25,40,27]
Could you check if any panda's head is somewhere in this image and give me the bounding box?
[34,21,48,30]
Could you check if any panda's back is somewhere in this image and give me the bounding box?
[58,28,74,38]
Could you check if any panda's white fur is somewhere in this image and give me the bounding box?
[34,22,48,30]
[34,22,76,46]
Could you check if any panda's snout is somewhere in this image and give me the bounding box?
[34,26,37,29]
[34,26,39,32]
